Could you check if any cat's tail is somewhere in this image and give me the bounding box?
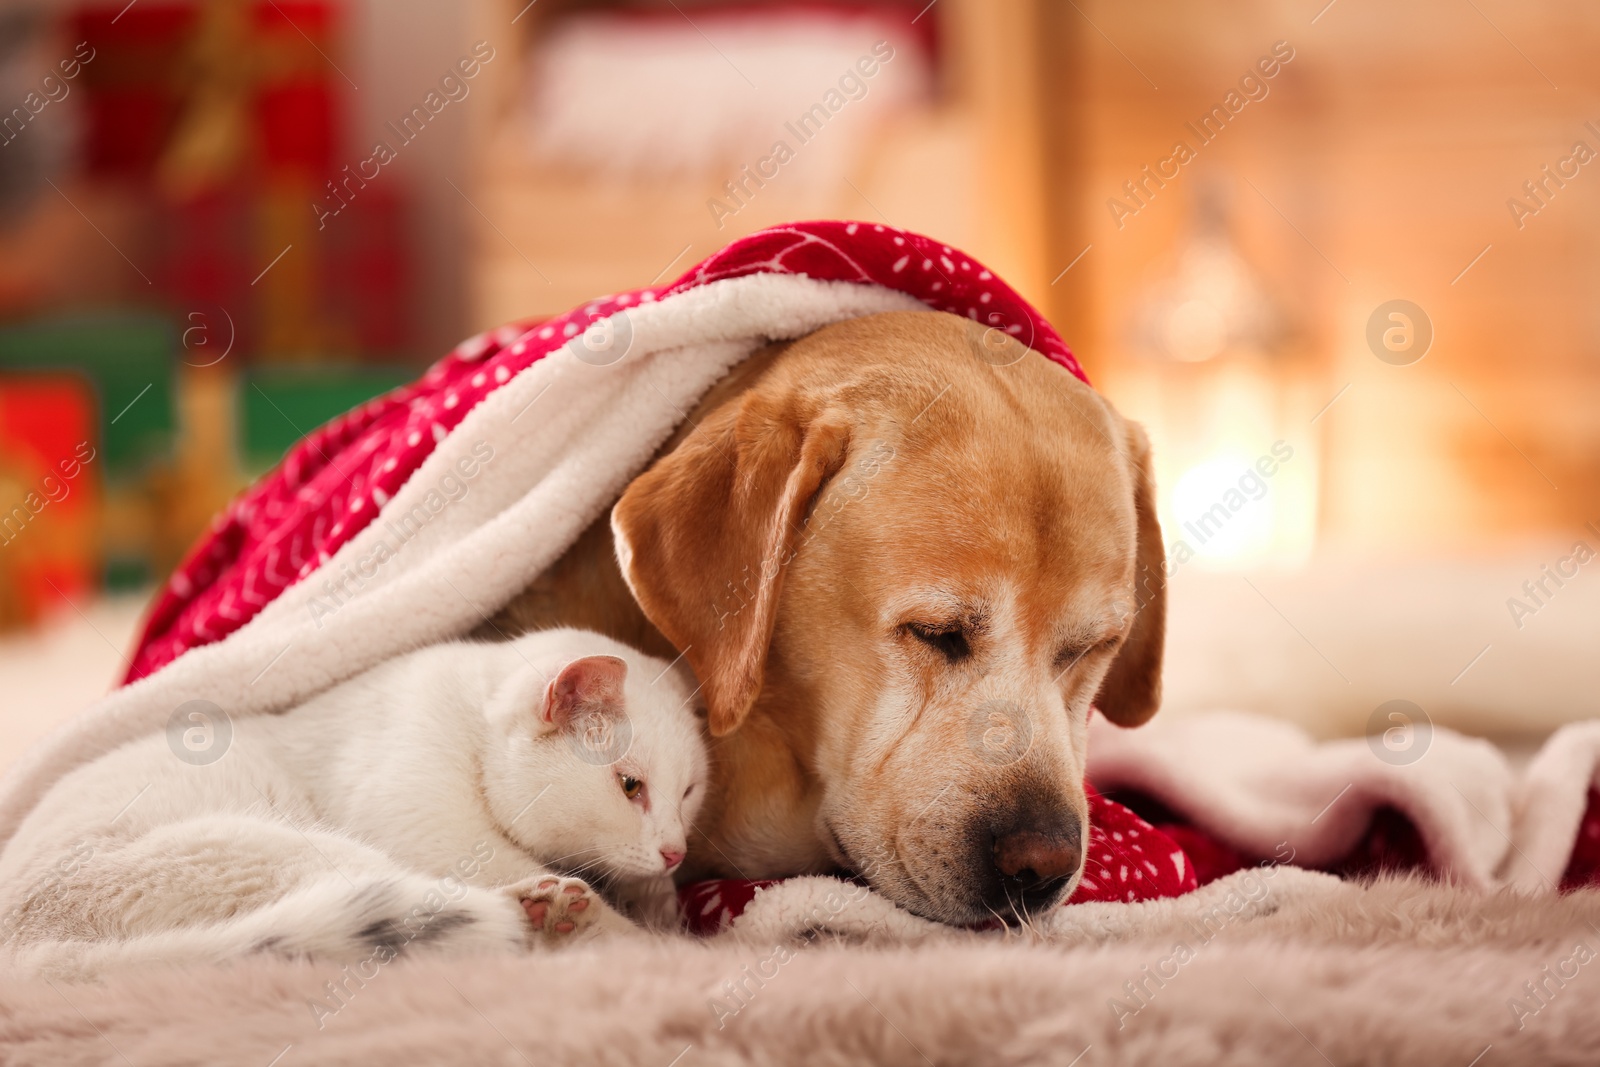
[4,872,530,981]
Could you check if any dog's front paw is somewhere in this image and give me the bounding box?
[506,875,635,947]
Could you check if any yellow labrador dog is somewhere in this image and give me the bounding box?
[491,310,1165,925]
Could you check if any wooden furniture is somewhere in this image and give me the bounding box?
[462,0,1061,327]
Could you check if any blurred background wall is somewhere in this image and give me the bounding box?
[0,0,1594,765]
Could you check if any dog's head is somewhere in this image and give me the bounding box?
[612,311,1165,925]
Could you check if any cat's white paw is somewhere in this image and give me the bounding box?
[506,875,635,947]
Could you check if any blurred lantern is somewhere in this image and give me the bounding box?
[1131,182,1284,364]
[1127,180,1317,569]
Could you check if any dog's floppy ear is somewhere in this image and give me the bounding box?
[612,391,850,737]
[1095,421,1166,727]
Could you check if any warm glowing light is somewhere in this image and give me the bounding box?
[1159,442,1317,570]
[1169,454,1278,561]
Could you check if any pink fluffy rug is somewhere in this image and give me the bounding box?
[3,876,1598,1066]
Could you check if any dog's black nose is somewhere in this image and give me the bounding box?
[991,825,1082,912]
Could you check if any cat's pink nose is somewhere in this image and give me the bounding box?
[660,849,685,870]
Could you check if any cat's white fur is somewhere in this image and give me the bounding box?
[0,628,707,979]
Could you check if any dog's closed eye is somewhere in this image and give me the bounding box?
[905,622,971,663]
[1052,636,1120,673]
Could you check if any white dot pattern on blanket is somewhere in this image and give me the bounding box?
[127,221,1086,681]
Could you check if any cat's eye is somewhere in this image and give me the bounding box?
[619,775,643,800]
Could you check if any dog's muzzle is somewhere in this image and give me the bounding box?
[982,811,1085,919]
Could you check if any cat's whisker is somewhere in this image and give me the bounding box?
[561,851,608,868]
[564,857,614,879]
[544,844,611,867]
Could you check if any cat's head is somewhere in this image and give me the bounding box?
[483,648,708,884]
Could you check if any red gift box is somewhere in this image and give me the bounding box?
[0,374,101,624]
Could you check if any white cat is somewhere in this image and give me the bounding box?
[0,628,708,978]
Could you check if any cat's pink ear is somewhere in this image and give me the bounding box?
[542,655,628,729]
